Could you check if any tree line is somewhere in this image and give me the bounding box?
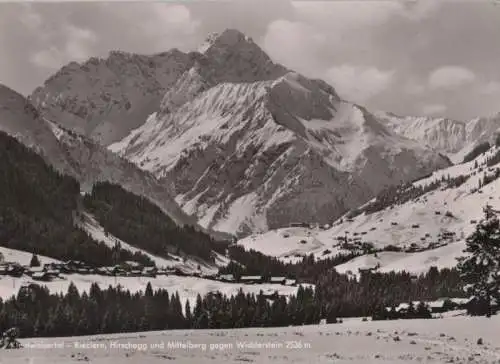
[0,282,318,337]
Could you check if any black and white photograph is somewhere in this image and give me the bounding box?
[1,0,500,362]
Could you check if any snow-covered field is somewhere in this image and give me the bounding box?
[2,314,500,363]
[0,243,299,305]
[334,242,466,275]
[0,272,302,308]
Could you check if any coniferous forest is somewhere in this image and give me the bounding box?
[0,132,150,267]
[83,182,227,262]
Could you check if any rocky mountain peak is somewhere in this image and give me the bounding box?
[157,29,288,117]
[31,48,196,146]
[198,29,253,53]
[197,28,288,83]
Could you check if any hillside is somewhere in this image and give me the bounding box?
[77,212,228,273]
[109,29,450,236]
[82,182,228,263]
[238,142,500,273]
[0,131,151,267]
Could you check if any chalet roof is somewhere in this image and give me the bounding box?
[125,261,141,267]
[240,275,262,280]
[32,272,48,278]
[270,277,286,281]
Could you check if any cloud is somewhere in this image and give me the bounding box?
[399,0,442,21]
[27,3,200,70]
[18,4,42,30]
[325,65,395,102]
[480,81,500,95]
[428,66,476,89]
[262,19,327,76]
[138,4,200,49]
[422,103,447,115]
[292,0,440,32]
[292,1,400,32]
[30,24,97,69]
[404,78,426,95]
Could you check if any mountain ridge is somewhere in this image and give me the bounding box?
[108,30,451,235]
[30,48,198,146]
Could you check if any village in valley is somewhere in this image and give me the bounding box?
[0,256,297,287]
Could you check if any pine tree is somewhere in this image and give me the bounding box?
[185,300,192,328]
[145,282,153,298]
[457,205,500,316]
[415,302,432,319]
[30,254,41,267]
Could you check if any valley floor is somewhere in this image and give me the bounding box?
[2,314,500,363]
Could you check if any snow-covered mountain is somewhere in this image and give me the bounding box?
[109,29,451,236]
[239,141,500,273]
[0,83,230,241]
[30,49,197,146]
[377,111,500,163]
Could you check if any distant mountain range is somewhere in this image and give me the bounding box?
[3,28,500,240]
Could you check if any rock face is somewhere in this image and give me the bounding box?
[30,49,196,146]
[0,84,229,241]
[109,30,451,236]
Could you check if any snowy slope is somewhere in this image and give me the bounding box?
[3,315,500,363]
[0,247,59,267]
[111,30,450,236]
[238,144,500,272]
[0,84,76,177]
[48,121,232,241]
[78,212,227,274]
[334,242,466,275]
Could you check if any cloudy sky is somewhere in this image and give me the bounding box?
[0,0,499,120]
